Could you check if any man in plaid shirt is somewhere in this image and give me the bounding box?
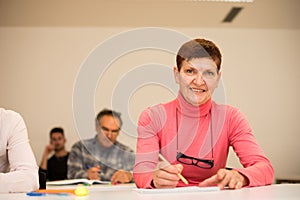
[67,109,135,184]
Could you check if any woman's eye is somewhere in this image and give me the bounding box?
[185,69,194,74]
[204,71,215,76]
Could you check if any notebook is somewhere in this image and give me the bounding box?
[134,186,220,194]
[46,178,110,186]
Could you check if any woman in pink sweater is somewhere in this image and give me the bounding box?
[133,38,274,189]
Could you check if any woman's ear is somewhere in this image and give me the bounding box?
[173,66,180,84]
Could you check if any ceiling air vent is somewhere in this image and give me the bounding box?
[222,6,243,22]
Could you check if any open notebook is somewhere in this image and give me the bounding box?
[46,179,111,186]
[134,186,220,194]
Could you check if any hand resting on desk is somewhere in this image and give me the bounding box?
[111,170,133,184]
[199,168,249,190]
[87,165,132,184]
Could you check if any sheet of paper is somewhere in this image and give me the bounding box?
[134,186,220,194]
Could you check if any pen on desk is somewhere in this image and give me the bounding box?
[158,153,189,185]
[27,192,70,196]
[27,188,89,197]
[26,190,74,196]
[36,189,75,194]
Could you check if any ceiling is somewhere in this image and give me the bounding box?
[0,0,299,29]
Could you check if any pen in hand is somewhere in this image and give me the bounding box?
[86,165,102,180]
[158,154,189,185]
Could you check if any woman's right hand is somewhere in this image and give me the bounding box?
[152,163,183,188]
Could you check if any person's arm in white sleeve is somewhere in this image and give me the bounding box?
[0,110,39,193]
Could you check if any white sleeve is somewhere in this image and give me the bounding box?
[0,110,39,193]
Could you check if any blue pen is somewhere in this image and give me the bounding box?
[85,164,103,176]
[27,192,69,196]
[85,164,92,169]
[27,192,45,196]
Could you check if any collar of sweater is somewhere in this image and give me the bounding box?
[176,92,212,118]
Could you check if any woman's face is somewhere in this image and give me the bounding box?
[174,57,221,106]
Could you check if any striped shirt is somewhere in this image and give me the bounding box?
[67,135,135,181]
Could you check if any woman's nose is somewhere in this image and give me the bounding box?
[193,73,205,85]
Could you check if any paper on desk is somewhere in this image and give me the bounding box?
[134,186,220,194]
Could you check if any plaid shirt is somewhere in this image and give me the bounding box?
[67,135,135,181]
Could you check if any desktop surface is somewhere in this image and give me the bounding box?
[0,184,299,200]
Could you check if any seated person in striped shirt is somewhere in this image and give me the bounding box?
[68,108,135,184]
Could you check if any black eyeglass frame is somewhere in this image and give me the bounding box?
[176,152,214,169]
[176,108,214,169]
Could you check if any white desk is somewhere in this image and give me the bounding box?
[0,184,299,200]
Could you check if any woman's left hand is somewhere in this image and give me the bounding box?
[198,168,249,189]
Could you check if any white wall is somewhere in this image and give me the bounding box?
[0,27,299,180]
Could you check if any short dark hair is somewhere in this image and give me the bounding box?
[95,108,123,128]
[176,38,222,72]
[50,127,64,137]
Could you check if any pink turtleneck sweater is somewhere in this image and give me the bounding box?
[133,93,274,188]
